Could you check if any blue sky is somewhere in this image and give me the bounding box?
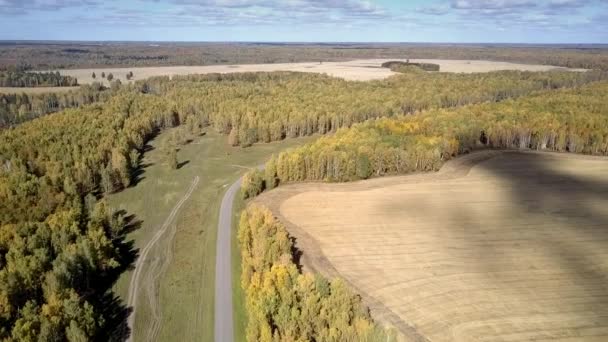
[0,0,607,43]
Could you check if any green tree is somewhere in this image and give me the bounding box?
[167,147,178,170]
[241,169,264,199]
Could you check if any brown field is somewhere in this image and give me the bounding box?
[0,86,79,94]
[256,151,608,341]
[47,59,584,86]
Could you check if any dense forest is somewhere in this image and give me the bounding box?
[238,205,394,341]
[0,68,606,339]
[382,60,440,72]
[151,70,606,147]
[0,83,110,128]
[1,42,608,70]
[0,71,77,87]
[241,81,608,198]
[0,91,176,340]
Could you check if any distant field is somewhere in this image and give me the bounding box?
[108,129,316,342]
[49,59,585,85]
[257,151,608,341]
[0,86,79,94]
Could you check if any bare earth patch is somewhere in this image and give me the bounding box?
[255,151,608,341]
[46,59,584,86]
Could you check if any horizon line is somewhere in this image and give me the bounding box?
[0,40,607,46]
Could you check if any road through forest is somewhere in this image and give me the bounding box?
[214,176,242,342]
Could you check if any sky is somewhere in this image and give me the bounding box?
[0,0,607,43]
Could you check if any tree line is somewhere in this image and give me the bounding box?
[0,90,178,340]
[2,43,608,70]
[0,69,605,340]
[382,60,440,72]
[241,81,608,198]
[238,204,395,341]
[152,69,606,149]
[0,83,111,128]
[0,70,77,87]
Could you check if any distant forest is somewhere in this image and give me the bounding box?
[0,70,78,87]
[0,83,110,128]
[0,42,607,70]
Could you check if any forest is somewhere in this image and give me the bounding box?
[0,83,110,128]
[151,69,606,147]
[382,60,440,72]
[1,43,608,70]
[238,204,393,342]
[241,81,608,198]
[0,71,78,87]
[0,68,606,340]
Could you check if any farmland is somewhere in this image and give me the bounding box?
[255,151,608,341]
[49,59,586,85]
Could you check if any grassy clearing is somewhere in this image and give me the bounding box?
[108,129,316,342]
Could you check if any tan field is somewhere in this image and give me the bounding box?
[256,151,608,341]
[46,59,584,86]
[0,86,79,94]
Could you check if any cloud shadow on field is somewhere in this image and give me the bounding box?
[444,151,608,329]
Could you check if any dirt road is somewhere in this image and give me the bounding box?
[126,176,200,342]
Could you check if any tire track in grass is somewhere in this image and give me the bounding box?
[126,176,200,342]
[144,220,177,342]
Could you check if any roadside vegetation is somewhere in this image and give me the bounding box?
[107,129,316,342]
[238,204,395,342]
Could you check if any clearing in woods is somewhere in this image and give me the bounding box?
[256,151,608,341]
[109,129,317,342]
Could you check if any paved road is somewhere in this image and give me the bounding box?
[214,177,242,342]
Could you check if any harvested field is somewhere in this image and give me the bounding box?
[49,59,585,85]
[256,151,608,341]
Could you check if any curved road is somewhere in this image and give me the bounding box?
[214,176,242,342]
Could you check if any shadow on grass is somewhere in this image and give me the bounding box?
[84,208,142,341]
[177,160,190,169]
[130,162,153,187]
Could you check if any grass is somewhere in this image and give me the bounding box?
[231,195,247,341]
[108,129,316,342]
